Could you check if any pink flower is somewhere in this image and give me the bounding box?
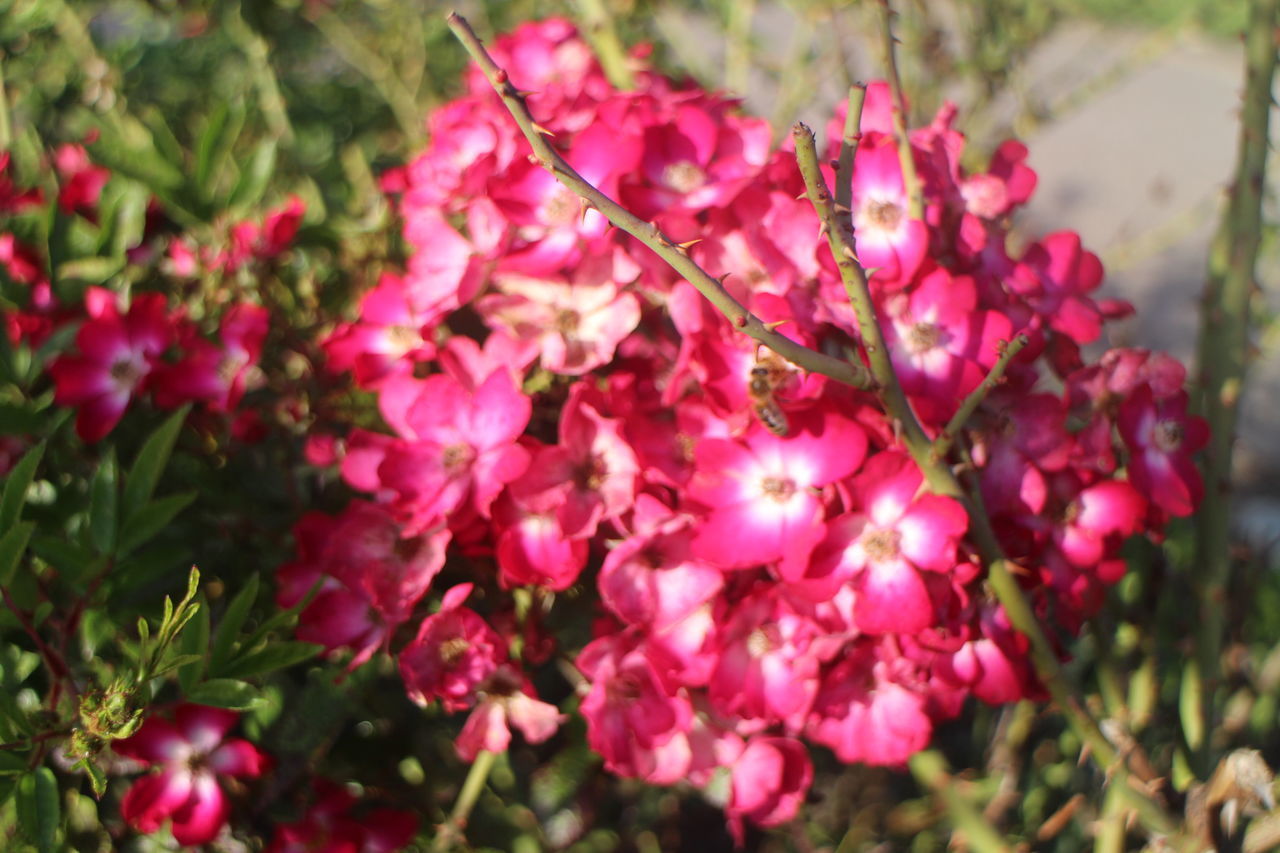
[479,268,641,376]
[789,451,968,635]
[54,143,110,219]
[115,704,267,845]
[399,584,507,711]
[376,369,532,531]
[322,272,439,388]
[50,292,172,442]
[266,779,418,853]
[688,407,867,569]
[726,736,813,838]
[454,669,565,761]
[849,132,929,285]
[153,303,269,412]
[1118,386,1208,517]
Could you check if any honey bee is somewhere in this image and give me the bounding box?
[747,349,793,437]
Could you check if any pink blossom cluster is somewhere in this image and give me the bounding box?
[290,18,1207,837]
[0,150,293,442]
[114,704,416,848]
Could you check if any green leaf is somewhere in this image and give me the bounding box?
[184,678,261,710]
[122,406,189,514]
[1180,658,1205,751]
[178,599,209,694]
[220,641,321,679]
[0,751,27,774]
[208,573,260,675]
[88,449,118,556]
[0,521,34,588]
[16,767,58,853]
[117,492,197,557]
[0,403,45,436]
[110,183,150,259]
[80,759,107,799]
[152,653,207,679]
[0,688,32,735]
[227,139,278,211]
[29,537,98,586]
[55,255,126,287]
[0,442,44,531]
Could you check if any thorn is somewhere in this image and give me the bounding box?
[841,245,860,262]
[513,89,539,99]
[675,238,702,251]
[578,198,594,226]
[716,273,732,285]
[833,203,852,215]
[817,223,830,239]
[763,319,789,332]
[531,122,556,137]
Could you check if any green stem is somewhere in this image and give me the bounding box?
[0,56,11,151]
[934,334,1029,458]
[223,1,295,145]
[433,749,499,853]
[723,0,756,94]
[875,0,923,219]
[834,85,866,216]
[1192,0,1280,777]
[312,12,426,148]
[446,13,872,391]
[909,751,1014,853]
[1094,782,1128,853]
[572,0,637,90]
[795,116,1182,842]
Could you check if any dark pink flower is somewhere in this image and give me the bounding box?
[153,303,269,412]
[1118,386,1208,517]
[54,143,110,219]
[726,736,813,838]
[688,408,867,569]
[115,705,267,845]
[50,292,172,442]
[399,584,507,712]
[266,779,418,853]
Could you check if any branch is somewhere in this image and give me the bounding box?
[934,333,1029,458]
[445,12,872,391]
[875,0,923,219]
[1191,0,1280,776]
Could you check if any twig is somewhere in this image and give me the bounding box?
[834,85,866,216]
[432,749,498,853]
[1192,0,1280,777]
[875,0,923,219]
[910,750,1014,853]
[312,12,426,148]
[446,12,873,391]
[934,334,1029,458]
[572,0,637,90]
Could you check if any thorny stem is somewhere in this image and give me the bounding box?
[934,333,1029,458]
[876,0,923,220]
[572,0,637,90]
[223,0,295,145]
[723,0,757,95]
[792,120,1184,842]
[834,85,866,215]
[1191,0,1280,777]
[446,12,873,391]
[432,749,498,853]
[312,12,427,148]
[909,751,1013,853]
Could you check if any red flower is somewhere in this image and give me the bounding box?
[115,705,267,845]
[50,292,172,442]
